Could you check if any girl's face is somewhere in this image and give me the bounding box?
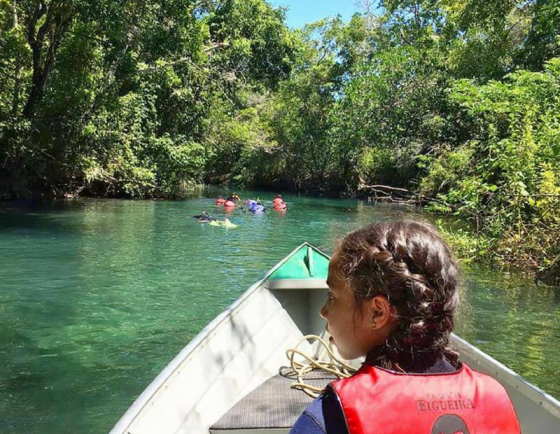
[320,251,386,360]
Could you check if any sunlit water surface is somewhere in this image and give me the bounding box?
[1,193,559,433]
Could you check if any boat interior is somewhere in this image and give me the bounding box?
[209,283,338,434]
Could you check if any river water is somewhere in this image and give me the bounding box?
[1,193,559,433]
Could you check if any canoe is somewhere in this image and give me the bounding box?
[110,243,560,434]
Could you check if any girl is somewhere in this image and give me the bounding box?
[290,221,520,434]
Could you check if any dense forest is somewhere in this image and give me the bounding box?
[1,0,560,273]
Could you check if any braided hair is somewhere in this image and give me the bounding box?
[336,220,460,372]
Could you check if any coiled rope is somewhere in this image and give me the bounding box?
[285,334,357,398]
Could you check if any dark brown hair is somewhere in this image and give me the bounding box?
[336,220,460,371]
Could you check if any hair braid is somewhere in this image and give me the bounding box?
[337,221,460,371]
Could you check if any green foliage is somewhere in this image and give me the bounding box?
[516,0,560,70]
[357,147,398,185]
[0,0,296,198]
[268,55,338,192]
[203,91,278,188]
[434,218,493,264]
[229,19,346,193]
[421,58,560,266]
[206,0,298,89]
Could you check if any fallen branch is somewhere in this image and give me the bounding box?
[358,184,454,208]
[361,184,410,194]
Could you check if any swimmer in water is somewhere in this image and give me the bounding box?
[193,211,215,222]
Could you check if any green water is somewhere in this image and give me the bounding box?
[1,194,559,434]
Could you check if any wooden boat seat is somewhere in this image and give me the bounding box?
[209,370,337,434]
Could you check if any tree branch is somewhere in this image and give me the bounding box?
[359,184,458,209]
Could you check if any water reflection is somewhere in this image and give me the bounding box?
[456,266,560,394]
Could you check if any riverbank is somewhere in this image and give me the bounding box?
[434,212,560,285]
[358,184,560,283]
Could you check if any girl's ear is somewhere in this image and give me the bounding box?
[368,295,395,330]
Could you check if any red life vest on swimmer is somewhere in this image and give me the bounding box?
[330,363,520,434]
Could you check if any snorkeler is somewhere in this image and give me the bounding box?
[193,211,216,222]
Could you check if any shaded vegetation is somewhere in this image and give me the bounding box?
[0,0,298,197]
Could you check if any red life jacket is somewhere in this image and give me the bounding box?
[330,363,520,434]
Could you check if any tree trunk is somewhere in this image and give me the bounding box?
[12,0,22,116]
[22,1,72,118]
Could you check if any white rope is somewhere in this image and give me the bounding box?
[285,334,357,398]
